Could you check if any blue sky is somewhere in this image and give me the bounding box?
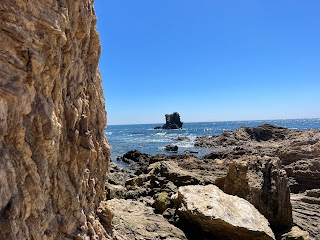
[94,0,320,125]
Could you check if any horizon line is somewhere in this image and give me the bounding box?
[106,117,320,127]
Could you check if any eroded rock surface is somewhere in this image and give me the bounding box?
[222,156,293,231]
[106,199,187,240]
[0,1,110,239]
[176,185,275,240]
[291,190,320,239]
[195,124,320,238]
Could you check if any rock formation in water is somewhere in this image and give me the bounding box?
[0,1,111,239]
[154,112,183,129]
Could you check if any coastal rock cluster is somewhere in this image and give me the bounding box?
[1,0,319,239]
[0,1,111,239]
[110,124,319,239]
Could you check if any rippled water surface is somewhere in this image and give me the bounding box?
[105,118,320,161]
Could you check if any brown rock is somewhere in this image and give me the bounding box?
[106,199,187,240]
[0,1,110,239]
[222,156,293,231]
[291,191,320,239]
[176,185,275,240]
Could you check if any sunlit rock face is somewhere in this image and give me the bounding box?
[0,0,110,239]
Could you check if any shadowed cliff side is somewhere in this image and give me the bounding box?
[0,1,111,239]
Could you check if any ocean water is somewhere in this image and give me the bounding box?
[105,118,320,161]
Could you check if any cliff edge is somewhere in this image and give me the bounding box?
[0,1,110,239]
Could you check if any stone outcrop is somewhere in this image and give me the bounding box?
[291,190,320,239]
[154,112,183,129]
[195,124,320,238]
[222,156,293,231]
[175,185,275,240]
[163,112,183,129]
[0,1,110,239]
[106,199,187,240]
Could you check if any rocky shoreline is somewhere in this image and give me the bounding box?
[106,124,319,239]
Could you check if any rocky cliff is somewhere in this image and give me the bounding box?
[0,1,110,239]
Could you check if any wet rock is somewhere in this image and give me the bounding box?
[163,112,183,129]
[165,145,178,152]
[106,199,187,239]
[173,136,191,142]
[176,185,275,240]
[222,156,293,231]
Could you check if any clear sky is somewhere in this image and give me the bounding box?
[94,0,320,125]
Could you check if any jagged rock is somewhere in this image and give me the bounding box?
[165,145,178,152]
[108,162,131,186]
[116,150,152,173]
[291,191,320,239]
[175,185,275,240]
[280,226,313,240]
[172,136,191,142]
[148,160,218,187]
[237,124,290,141]
[106,184,126,200]
[195,124,291,148]
[153,192,171,213]
[106,199,187,240]
[163,112,183,129]
[0,1,110,239]
[222,156,293,231]
[284,158,320,193]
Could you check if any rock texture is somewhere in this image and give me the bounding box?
[176,185,275,240]
[291,190,320,239]
[0,1,110,239]
[106,199,187,240]
[222,156,293,231]
[195,124,320,238]
[163,112,183,129]
[154,112,183,129]
[280,226,313,240]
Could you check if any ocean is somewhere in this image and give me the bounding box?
[105,118,320,161]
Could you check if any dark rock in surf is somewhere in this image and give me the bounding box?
[165,145,178,152]
[154,112,183,129]
[163,112,183,129]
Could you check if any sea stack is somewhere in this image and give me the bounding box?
[155,112,183,129]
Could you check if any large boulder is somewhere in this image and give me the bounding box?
[106,199,187,239]
[222,156,293,231]
[175,185,275,240]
